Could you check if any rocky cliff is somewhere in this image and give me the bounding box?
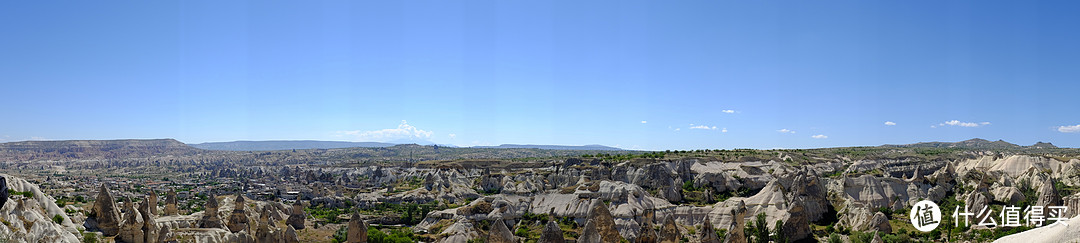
[403,151,1080,243]
[0,174,81,242]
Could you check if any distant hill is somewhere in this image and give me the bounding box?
[0,139,199,161]
[190,140,396,151]
[882,138,1057,150]
[1029,141,1059,149]
[472,144,623,151]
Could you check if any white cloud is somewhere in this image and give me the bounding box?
[811,134,828,139]
[884,121,896,126]
[777,129,795,134]
[337,120,434,142]
[690,125,718,130]
[940,120,989,127]
[447,133,457,139]
[721,128,728,133]
[674,128,680,131]
[641,121,647,124]
[1059,124,1080,133]
[721,110,736,114]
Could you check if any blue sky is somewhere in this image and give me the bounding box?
[2,1,1080,150]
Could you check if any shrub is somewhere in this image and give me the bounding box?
[8,190,33,198]
[520,212,548,224]
[331,225,348,243]
[827,233,842,243]
[682,180,697,192]
[850,231,873,243]
[881,233,911,243]
[368,227,416,243]
[82,232,98,243]
[877,207,892,218]
[514,226,531,238]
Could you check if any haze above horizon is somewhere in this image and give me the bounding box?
[3,1,1080,150]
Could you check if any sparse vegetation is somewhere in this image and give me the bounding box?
[306,206,350,224]
[367,227,416,243]
[82,232,98,243]
[8,189,33,198]
[827,233,842,243]
[331,225,348,243]
[361,201,444,225]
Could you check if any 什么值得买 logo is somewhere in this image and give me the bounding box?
[908,199,1069,232]
[910,200,941,232]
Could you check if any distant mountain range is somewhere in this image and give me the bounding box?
[2,138,1064,157]
[190,140,397,151]
[472,144,624,151]
[0,139,195,152]
[882,138,1058,149]
[0,139,630,162]
[188,140,622,151]
[0,139,200,160]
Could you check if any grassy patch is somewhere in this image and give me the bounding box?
[7,189,33,198]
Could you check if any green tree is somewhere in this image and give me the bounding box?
[827,233,842,243]
[849,231,873,243]
[368,227,415,243]
[747,213,769,243]
[772,220,787,243]
[744,220,756,243]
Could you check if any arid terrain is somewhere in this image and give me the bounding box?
[0,138,1077,243]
